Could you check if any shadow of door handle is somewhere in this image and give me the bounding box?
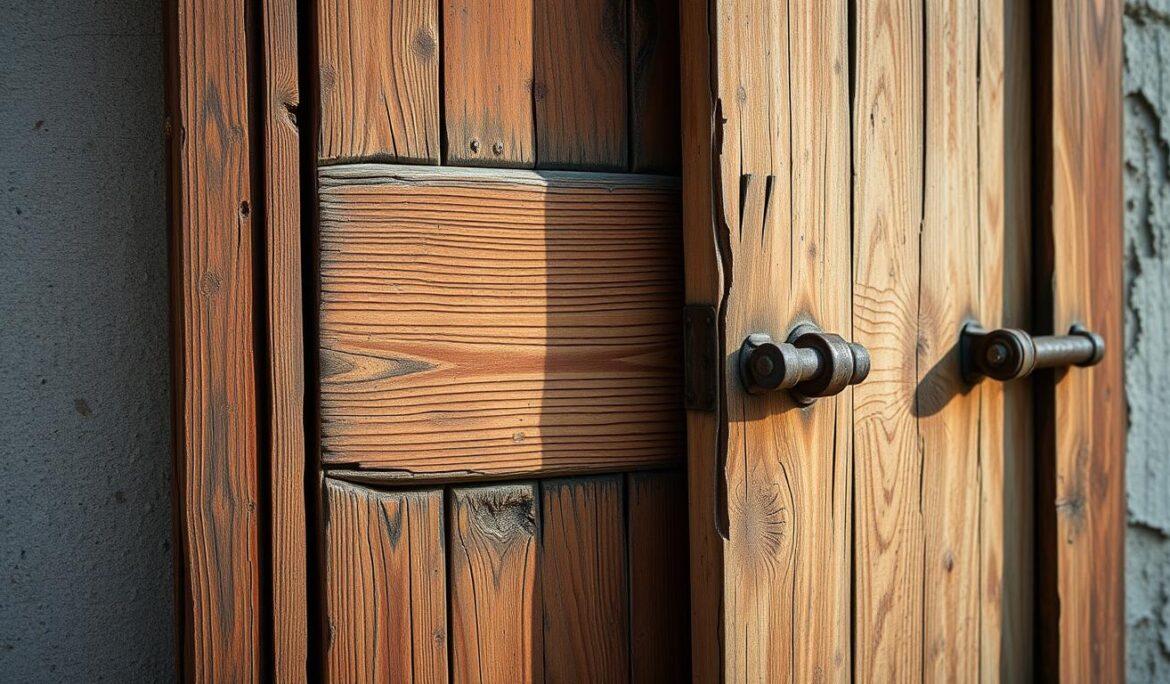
[739,323,870,405]
[961,323,1105,383]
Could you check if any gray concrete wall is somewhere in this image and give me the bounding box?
[0,0,176,680]
[0,0,1167,681]
[1126,2,1170,681]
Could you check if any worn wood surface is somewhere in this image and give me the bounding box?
[442,0,535,167]
[629,0,680,172]
[260,0,308,677]
[627,472,690,682]
[167,0,261,678]
[977,0,1033,677]
[317,165,683,477]
[535,0,628,169]
[540,476,630,682]
[448,484,542,683]
[323,480,448,682]
[1036,0,1125,680]
[317,0,440,162]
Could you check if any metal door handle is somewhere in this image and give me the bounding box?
[739,324,870,405]
[961,323,1105,383]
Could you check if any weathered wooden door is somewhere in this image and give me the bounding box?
[168,0,1123,680]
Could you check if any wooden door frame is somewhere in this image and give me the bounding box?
[166,0,1123,680]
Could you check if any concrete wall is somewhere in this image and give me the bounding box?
[1125,2,1170,681]
[0,0,176,680]
[0,0,1166,680]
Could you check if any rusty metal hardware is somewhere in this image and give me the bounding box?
[960,323,1105,383]
[683,305,718,411]
[739,324,871,405]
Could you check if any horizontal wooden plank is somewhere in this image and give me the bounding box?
[318,165,684,477]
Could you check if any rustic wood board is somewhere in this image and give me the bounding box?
[448,484,542,683]
[629,0,680,172]
[1036,0,1125,679]
[317,164,683,477]
[323,480,448,682]
[539,476,630,681]
[317,0,440,162]
[535,0,629,170]
[442,0,535,167]
[167,0,262,678]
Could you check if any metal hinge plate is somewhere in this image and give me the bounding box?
[683,304,718,412]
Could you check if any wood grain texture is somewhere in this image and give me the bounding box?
[851,0,925,680]
[167,0,261,678]
[260,0,307,677]
[448,484,542,683]
[442,0,535,167]
[323,480,448,682]
[977,0,1033,678]
[539,476,629,682]
[317,0,440,162]
[317,164,683,477]
[629,0,680,173]
[1037,0,1125,680]
[535,0,629,170]
[627,471,690,682]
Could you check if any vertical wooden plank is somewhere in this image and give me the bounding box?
[448,484,542,683]
[442,0,535,167]
[852,0,925,680]
[918,1,981,680]
[1037,0,1125,680]
[167,0,261,678]
[540,476,629,682]
[317,0,440,162]
[323,480,448,682]
[977,0,1033,678]
[629,0,680,173]
[627,472,690,682]
[260,0,308,678]
[535,0,628,170]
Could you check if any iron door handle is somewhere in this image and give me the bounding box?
[961,323,1105,383]
[739,324,870,405]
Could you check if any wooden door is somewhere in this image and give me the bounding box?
[311,0,691,680]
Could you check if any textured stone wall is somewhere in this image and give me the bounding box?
[1125,1,1170,681]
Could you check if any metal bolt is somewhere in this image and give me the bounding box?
[492,141,504,155]
[469,138,481,153]
[753,354,775,377]
[986,341,1010,367]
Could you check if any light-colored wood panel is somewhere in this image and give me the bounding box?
[318,165,683,477]
[918,1,980,679]
[1040,0,1124,679]
[323,480,448,682]
[977,0,1033,678]
[317,0,440,162]
[448,484,542,683]
[630,0,680,172]
[443,0,534,166]
[627,471,690,682]
[535,0,628,169]
[167,0,262,678]
[540,476,629,682]
[852,0,925,680]
[260,0,307,677]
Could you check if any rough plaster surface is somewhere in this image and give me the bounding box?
[1126,1,1170,681]
[0,0,175,680]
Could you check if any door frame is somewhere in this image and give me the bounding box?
[166,0,1123,680]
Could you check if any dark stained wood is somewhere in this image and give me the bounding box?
[448,484,542,683]
[627,471,690,682]
[442,0,535,167]
[316,165,683,477]
[1035,0,1125,680]
[167,0,262,678]
[260,0,308,677]
[535,0,629,170]
[540,476,629,682]
[323,479,448,682]
[316,0,440,162]
[629,0,680,173]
